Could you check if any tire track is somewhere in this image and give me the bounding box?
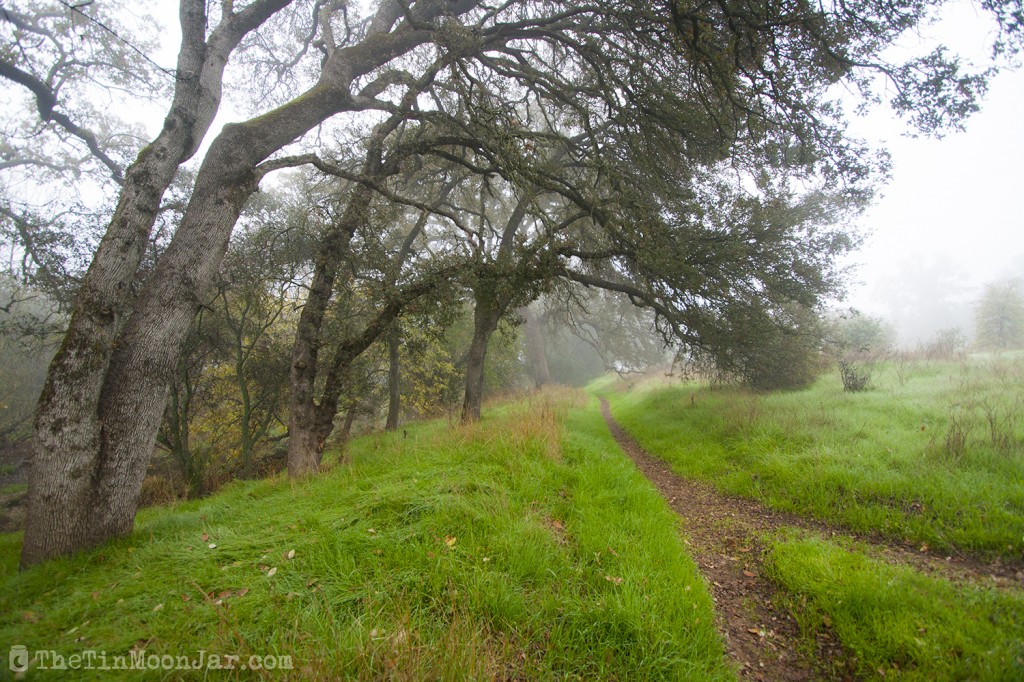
[598,396,1023,680]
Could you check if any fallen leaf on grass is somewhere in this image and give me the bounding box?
[267,567,277,577]
[208,543,217,549]
[286,549,296,560]
[444,535,456,547]
[551,519,564,531]
[202,533,209,542]
[743,570,756,578]
[604,576,623,585]
[152,604,164,613]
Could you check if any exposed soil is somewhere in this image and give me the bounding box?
[597,397,1024,681]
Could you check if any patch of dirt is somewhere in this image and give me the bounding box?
[597,397,1023,680]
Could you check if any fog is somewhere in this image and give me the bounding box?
[840,2,1024,346]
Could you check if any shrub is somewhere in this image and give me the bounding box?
[838,360,871,392]
[920,327,968,360]
[685,303,827,392]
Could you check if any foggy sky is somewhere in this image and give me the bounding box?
[840,1,1024,346]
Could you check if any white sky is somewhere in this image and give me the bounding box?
[839,1,1024,342]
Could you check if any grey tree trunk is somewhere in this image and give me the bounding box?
[521,307,550,389]
[340,404,358,439]
[461,293,506,423]
[19,0,292,567]
[286,185,373,477]
[385,322,401,431]
[287,170,442,472]
[22,0,481,566]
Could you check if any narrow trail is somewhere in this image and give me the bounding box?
[597,396,1024,681]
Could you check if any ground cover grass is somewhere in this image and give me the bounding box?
[601,354,1024,556]
[0,389,731,680]
[765,534,1024,680]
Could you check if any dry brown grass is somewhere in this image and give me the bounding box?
[446,386,584,461]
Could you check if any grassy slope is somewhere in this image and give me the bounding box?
[603,356,1024,556]
[597,360,1024,681]
[0,392,732,681]
[766,534,1024,681]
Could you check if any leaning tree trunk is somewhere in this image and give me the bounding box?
[21,0,481,566]
[19,0,288,567]
[385,321,401,431]
[287,178,440,474]
[287,185,373,477]
[24,85,340,561]
[461,292,506,423]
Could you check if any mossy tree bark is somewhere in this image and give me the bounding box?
[22,0,480,565]
[21,0,293,567]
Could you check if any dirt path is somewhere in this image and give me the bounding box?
[597,397,1024,681]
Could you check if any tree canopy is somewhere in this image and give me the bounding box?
[3,0,1022,565]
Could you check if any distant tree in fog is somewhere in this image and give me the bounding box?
[975,279,1024,350]
[828,311,896,360]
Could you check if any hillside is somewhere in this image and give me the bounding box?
[3,356,1024,680]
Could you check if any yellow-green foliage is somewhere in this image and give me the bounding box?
[402,323,460,418]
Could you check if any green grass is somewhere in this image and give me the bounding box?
[765,534,1024,681]
[0,390,732,680]
[601,355,1024,556]
[0,483,26,497]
